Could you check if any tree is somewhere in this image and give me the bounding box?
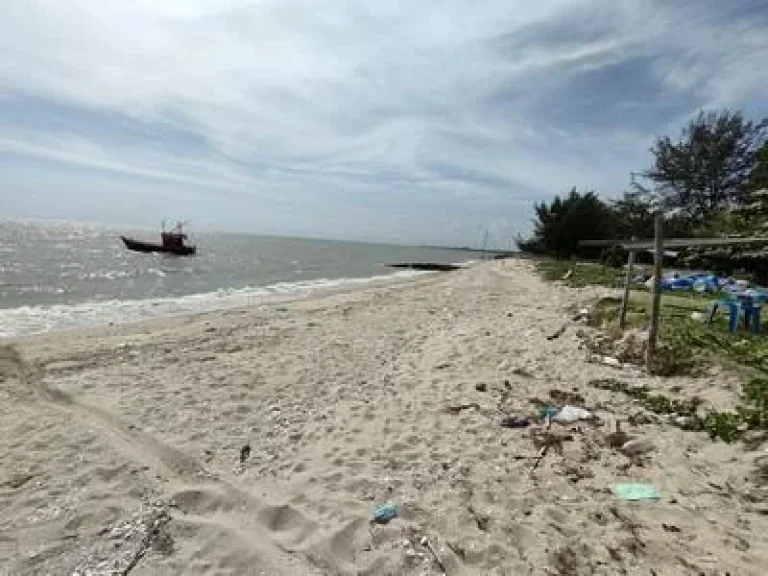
[733,189,768,234]
[748,142,768,192]
[645,110,768,220]
[516,188,615,259]
[611,189,656,239]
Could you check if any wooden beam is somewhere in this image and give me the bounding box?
[580,237,768,249]
[647,215,664,371]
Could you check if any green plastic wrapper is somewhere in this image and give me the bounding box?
[613,483,661,501]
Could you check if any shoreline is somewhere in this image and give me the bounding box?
[0,264,468,340]
[6,267,448,354]
[2,260,767,575]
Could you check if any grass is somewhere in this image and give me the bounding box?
[534,259,626,288]
[590,376,768,443]
[598,298,768,441]
[536,257,767,375]
[590,378,704,426]
[587,295,768,375]
[534,258,768,443]
[535,257,722,299]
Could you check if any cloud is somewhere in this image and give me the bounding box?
[1,0,766,246]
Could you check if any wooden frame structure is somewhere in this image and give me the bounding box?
[581,222,768,370]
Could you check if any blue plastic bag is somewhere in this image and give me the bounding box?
[372,502,398,524]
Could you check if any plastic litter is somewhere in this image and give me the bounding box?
[640,271,733,293]
[664,277,694,291]
[372,502,398,524]
[552,405,594,424]
[500,415,531,428]
[620,437,655,457]
[674,416,696,429]
[539,406,559,420]
[613,483,661,501]
[573,307,590,320]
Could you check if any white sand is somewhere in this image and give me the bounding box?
[1,260,767,575]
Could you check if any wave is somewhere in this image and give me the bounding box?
[57,267,170,281]
[0,269,431,338]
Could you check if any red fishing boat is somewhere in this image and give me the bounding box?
[121,221,196,256]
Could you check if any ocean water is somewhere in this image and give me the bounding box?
[0,218,477,337]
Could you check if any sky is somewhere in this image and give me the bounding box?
[1,0,767,247]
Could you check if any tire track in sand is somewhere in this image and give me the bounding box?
[1,344,328,575]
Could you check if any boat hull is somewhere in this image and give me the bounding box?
[120,236,196,256]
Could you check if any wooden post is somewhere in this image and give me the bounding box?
[619,248,636,330]
[646,215,664,371]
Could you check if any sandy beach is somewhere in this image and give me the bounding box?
[2,259,767,575]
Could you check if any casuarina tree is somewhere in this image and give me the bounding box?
[645,110,768,220]
[516,188,615,259]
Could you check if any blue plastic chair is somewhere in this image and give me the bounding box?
[707,300,742,333]
[707,299,763,333]
[734,292,764,334]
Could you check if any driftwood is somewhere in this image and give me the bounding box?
[529,445,549,476]
[442,403,481,415]
[239,444,251,464]
[424,537,449,575]
[546,323,568,341]
[120,509,171,576]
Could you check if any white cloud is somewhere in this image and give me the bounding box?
[0,0,766,245]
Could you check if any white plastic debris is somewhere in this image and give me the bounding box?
[552,405,594,424]
[601,356,622,368]
[621,437,656,457]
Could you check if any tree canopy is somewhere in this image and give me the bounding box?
[516,188,615,259]
[517,108,768,267]
[644,110,768,220]
[748,142,768,192]
[610,190,655,240]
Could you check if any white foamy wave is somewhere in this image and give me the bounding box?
[0,269,429,338]
[81,270,134,280]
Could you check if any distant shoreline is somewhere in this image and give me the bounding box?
[418,244,519,256]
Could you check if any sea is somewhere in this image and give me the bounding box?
[0,218,478,338]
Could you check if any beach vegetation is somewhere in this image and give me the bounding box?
[518,108,768,282]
